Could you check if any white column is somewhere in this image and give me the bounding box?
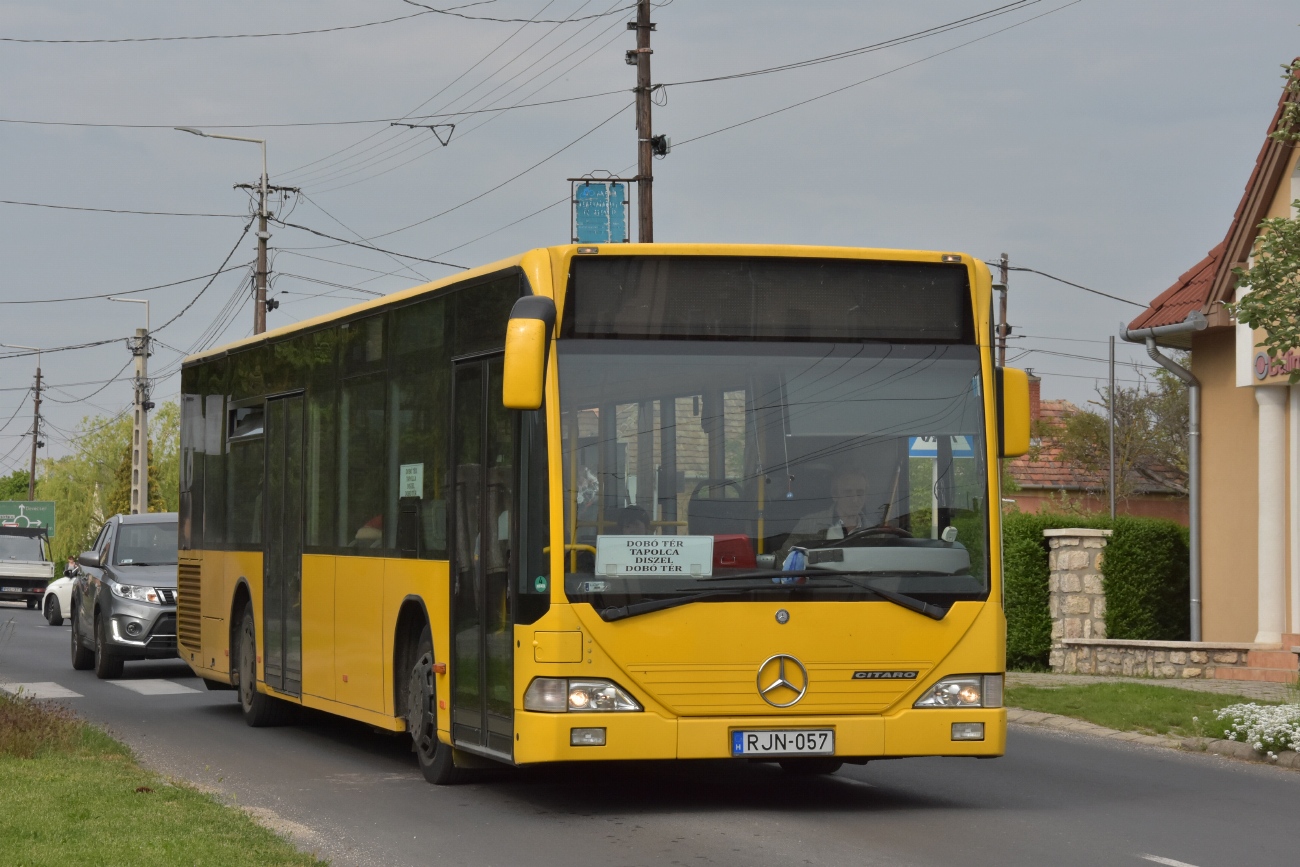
[1256,387,1288,644]
[1290,386,1300,635]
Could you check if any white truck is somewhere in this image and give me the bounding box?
[0,527,55,610]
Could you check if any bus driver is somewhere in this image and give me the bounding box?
[777,466,870,568]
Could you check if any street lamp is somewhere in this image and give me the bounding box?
[175,126,271,334]
[107,297,152,514]
[0,343,42,500]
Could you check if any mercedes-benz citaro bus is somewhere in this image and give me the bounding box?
[176,244,1029,784]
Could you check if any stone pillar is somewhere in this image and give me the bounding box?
[1289,386,1299,635]
[1045,528,1112,671]
[1256,387,1287,645]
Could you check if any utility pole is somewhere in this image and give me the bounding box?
[996,252,1010,367]
[109,298,151,514]
[131,327,151,514]
[2,344,44,499]
[631,0,654,242]
[1108,335,1116,520]
[28,366,40,500]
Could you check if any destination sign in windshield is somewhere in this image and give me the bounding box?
[595,535,715,578]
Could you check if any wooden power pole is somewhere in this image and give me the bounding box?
[632,0,654,242]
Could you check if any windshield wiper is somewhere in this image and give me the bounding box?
[697,568,948,620]
[598,581,794,622]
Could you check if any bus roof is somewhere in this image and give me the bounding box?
[182,243,981,366]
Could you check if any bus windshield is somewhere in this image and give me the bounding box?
[558,341,989,610]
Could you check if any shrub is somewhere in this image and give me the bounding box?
[1003,512,1109,669]
[1215,702,1300,756]
[0,691,80,759]
[1102,516,1190,641]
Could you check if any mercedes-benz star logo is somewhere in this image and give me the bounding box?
[756,654,809,708]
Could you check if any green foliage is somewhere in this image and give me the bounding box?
[1002,512,1190,669]
[0,470,29,500]
[1003,512,1109,670]
[1005,682,1275,739]
[1229,201,1300,384]
[105,441,169,517]
[1269,59,1300,145]
[1102,516,1190,641]
[34,402,180,563]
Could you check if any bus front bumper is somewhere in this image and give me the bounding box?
[512,707,1006,764]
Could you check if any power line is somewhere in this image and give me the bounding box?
[275,273,385,297]
[0,6,475,43]
[673,1,1083,151]
[990,263,1147,308]
[40,359,133,405]
[271,220,469,268]
[299,193,428,283]
[401,0,635,23]
[0,261,252,305]
[154,219,256,332]
[0,198,245,218]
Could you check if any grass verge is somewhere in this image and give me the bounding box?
[1005,682,1281,739]
[0,690,325,867]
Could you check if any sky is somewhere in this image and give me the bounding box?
[0,0,1297,470]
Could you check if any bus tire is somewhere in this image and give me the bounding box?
[94,614,124,680]
[70,605,94,670]
[405,625,464,785]
[236,603,295,727]
[778,758,843,776]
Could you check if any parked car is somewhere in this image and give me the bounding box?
[0,526,54,609]
[70,513,179,679]
[43,560,77,625]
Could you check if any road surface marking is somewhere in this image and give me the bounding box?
[0,681,83,699]
[1141,855,1201,867]
[110,679,201,695]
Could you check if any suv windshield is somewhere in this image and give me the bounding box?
[0,534,46,562]
[114,522,179,566]
[558,341,989,610]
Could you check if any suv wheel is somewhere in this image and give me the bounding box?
[93,613,124,680]
[70,605,94,670]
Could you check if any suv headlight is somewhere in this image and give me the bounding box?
[913,674,1003,709]
[110,582,163,604]
[523,678,642,713]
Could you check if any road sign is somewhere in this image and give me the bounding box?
[572,179,630,244]
[908,436,975,459]
[0,501,56,535]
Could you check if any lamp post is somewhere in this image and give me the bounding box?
[108,297,151,513]
[176,127,271,334]
[1,343,42,499]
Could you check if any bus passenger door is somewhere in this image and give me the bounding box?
[264,394,305,696]
[450,356,516,758]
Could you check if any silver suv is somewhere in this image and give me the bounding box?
[70,513,179,679]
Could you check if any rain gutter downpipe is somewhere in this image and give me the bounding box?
[1122,310,1207,640]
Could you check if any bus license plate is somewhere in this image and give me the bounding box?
[731,729,834,757]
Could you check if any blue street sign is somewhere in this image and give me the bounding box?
[575,182,627,244]
[908,436,975,459]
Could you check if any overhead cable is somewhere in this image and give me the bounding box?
[271,220,468,269]
[155,218,256,332]
[990,263,1147,309]
[0,198,245,217]
[0,261,252,305]
[401,0,634,24]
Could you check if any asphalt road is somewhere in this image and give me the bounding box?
[3,600,1296,867]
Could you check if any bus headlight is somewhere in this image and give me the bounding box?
[524,678,642,713]
[913,674,1003,708]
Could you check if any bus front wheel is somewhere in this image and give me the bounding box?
[406,625,463,785]
[235,603,295,727]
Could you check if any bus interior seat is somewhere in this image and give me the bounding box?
[686,479,751,538]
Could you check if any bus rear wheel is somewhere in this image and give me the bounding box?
[778,758,843,776]
[405,625,463,785]
[235,603,295,727]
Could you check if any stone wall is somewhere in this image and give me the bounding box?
[1045,528,1109,669]
[1056,638,1256,679]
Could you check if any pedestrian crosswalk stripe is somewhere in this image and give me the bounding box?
[0,681,83,699]
[109,679,201,695]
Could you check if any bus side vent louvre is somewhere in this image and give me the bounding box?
[176,558,202,655]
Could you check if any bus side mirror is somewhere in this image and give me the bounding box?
[996,367,1030,458]
[502,296,557,410]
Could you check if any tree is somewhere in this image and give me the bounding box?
[1229,61,1300,382]
[35,401,181,563]
[0,469,29,500]
[1051,363,1189,503]
[104,440,168,517]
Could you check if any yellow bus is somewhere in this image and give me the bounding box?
[177,244,1029,783]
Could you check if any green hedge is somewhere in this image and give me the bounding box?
[1102,517,1190,642]
[1002,512,1190,669]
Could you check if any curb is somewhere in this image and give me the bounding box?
[1006,707,1300,769]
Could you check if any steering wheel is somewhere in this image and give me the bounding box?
[836,524,914,544]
